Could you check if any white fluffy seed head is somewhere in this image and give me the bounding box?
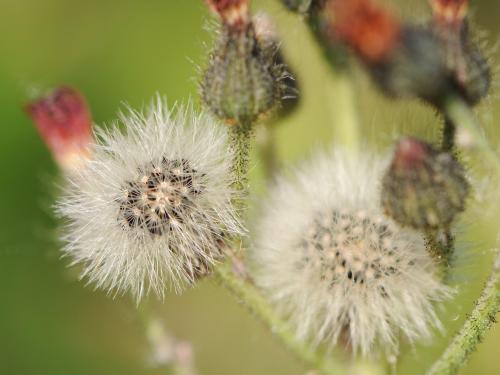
[57,99,242,302]
[252,149,453,357]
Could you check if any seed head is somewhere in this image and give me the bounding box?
[382,137,470,230]
[252,149,452,356]
[25,86,92,170]
[57,99,242,302]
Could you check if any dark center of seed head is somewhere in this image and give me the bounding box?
[300,210,401,289]
[117,157,205,236]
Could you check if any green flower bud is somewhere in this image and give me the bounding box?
[201,22,285,125]
[382,137,469,230]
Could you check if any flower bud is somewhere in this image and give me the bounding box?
[202,1,286,125]
[25,86,92,171]
[429,0,490,105]
[330,0,452,105]
[382,137,469,230]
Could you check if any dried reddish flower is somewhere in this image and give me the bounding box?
[330,0,401,62]
[429,0,468,26]
[205,0,250,30]
[25,87,92,170]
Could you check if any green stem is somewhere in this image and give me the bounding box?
[326,72,361,153]
[441,116,456,153]
[427,251,500,375]
[213,262,348,375]
[425,230,454,266]
[442,95,500,172]
[304,6,361,153]
[229,123,253,211]
[425,229,456,281]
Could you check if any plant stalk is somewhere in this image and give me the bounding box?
[443,95,500,172]
[229,122,253,211]
[427,251,500,375]
[441,116,456,153]
[326,72,361,153]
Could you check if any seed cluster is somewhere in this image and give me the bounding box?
[297,210,406,293]
[118,157,205,236]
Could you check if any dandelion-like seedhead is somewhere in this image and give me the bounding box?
[57,100,242,302]
[252,149,453,356]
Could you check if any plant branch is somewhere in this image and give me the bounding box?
[442,95,500,172]
[303,7,361,153]
[427,251,500,375]
[213,261,349,375]
[326,72,361,153]
[441,116,456,153]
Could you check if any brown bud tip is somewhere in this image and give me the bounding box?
[393,137,430,170]
[25,86,92,170]
[330,0,401,62]
[429,0,468,25]
[205,0,250,30]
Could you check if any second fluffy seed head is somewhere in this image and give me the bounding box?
[252,149,452,356]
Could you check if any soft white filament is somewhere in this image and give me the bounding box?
[252,148,453,356]
[57,99,242,302]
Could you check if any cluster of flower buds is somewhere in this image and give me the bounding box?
[201,0,295,125]
[428,0,490,105]
[321,0,492,107]
[381,137,469,230]
[25,87,93,171]
[328,0,452,105]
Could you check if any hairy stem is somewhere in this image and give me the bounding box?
[427,251,500,375]
[425,230,454,270]
[213,262,348,375]
[441,116,456,153]
[425,229,456,286]
[229,122,253,211]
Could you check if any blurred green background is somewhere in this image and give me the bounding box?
[0,0,498,374]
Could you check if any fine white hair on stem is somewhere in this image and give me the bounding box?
[251,148,453,357]
[57,98,242,302]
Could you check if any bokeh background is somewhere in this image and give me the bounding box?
[0,0,498,374]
